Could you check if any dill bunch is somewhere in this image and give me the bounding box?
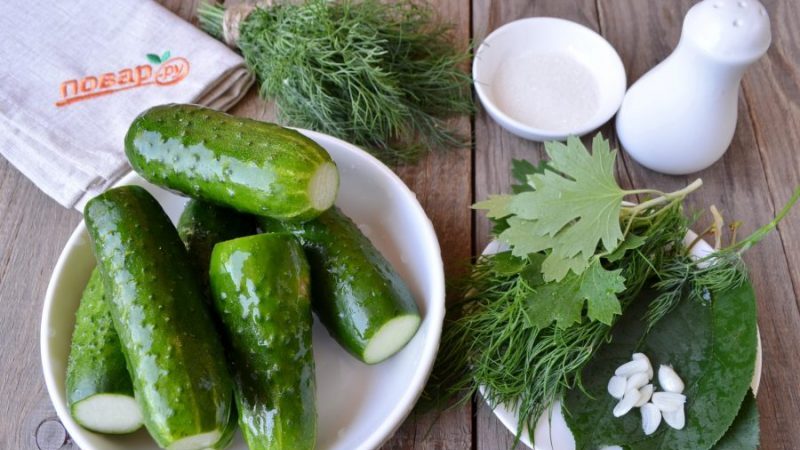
[198,0,473,164]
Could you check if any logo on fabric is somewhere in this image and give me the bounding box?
[55,51,190,107]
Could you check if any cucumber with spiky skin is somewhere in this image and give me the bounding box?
[66,269,143,435]
[125,104,339,221]
[84,185,236,450]
[260,206,421,364]
[209,233,316,450]
[177,198,258,289]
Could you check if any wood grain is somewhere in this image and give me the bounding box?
[3,0,800,449]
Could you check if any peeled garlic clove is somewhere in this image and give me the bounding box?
[652,392,686,412]
[613,388,641,417]
[633,353,654,380]
[608,375,627,399]
[635,384,654,407]
[615,359,649,377]
[626,372,649,391]
[641,403,662,435]
[658,365,685,394]
[662,406,686,430]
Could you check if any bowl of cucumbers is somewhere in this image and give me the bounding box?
[41,105,445,450]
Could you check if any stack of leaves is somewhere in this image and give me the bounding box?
[199,0,472,164]
[425,134,798,448]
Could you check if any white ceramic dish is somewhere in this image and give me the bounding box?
[473,17,626,142]
[41,129,446,450]
[482,233,762,449]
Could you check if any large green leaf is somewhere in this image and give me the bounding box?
[564,282,757,450]
[712,391,759,450]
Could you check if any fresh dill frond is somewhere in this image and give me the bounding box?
[199,0,473,164]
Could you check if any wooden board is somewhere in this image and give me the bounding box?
[2,0,800,449]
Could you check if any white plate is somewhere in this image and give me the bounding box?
[481,233,763,449]
[40,129,446,450]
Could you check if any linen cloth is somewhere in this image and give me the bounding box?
[0,0,254,210]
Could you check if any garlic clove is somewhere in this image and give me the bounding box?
[652,392,686,412]
[633,353,654,380]
[641,403,662,435]
[658,365,685,394]
[626,372,650,391]
[662,406,686,430]
[613,388,641,417]
[608,375,627,399]
[635,384,654,407]
[615,359,649,377]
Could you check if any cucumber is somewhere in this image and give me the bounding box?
[84,185,236,450]
[125,104,339,221]
[66,269,143,434]
[260,207,421,364]
[209,233,316,450]
[177,198,257,289]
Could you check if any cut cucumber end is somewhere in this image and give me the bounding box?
[72,394,143,434]
[308,162,339,212]
[363,314,422,364]
[167,429,222,450]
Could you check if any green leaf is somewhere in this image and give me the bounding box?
[505,135,625,281]
[499,217,551,257]
[161,50,171,62]
[605,233,647,263]
[473,195,512,219]
[489,251,528,276]
[146,53,162,64]
[581,262,625,325]
[712,391,759,450]
[564,282,758,450]
[524,260,624,329]
[510,159,549,193]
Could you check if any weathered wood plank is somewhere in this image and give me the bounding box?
[599,1,800,448]
[0,158,82,449]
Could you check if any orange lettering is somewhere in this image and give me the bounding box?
[99,73,116,89]
[60,80,79,99]
[135,65,152,84]
[118,68,134,85]
[80,76,98,93]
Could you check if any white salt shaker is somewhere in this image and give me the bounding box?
[616,0,771,175]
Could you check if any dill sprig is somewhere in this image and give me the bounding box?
[198,0,473,164]
[645,186,800,330]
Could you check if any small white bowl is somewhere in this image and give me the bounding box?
[473,17,627,142]
[40,129,446,450]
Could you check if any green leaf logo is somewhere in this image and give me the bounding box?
[145,51,172,65]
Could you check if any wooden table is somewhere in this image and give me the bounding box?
[2,0,799,448]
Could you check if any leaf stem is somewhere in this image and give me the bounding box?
[624,179,704,215]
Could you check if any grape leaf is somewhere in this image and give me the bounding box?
[503,135,626,281]
[473,195,512,219]
[524,260,625,329]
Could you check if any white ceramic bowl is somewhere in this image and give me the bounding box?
[482,232,762,449]
[473,17,627,141]
[40,129,445,450]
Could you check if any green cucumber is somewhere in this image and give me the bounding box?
[84,185,236,450]
[177,198,257,289]
[209,233,316,450]
[125,104,339,221]
[66,269,143,434]
[260,207,421,364]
